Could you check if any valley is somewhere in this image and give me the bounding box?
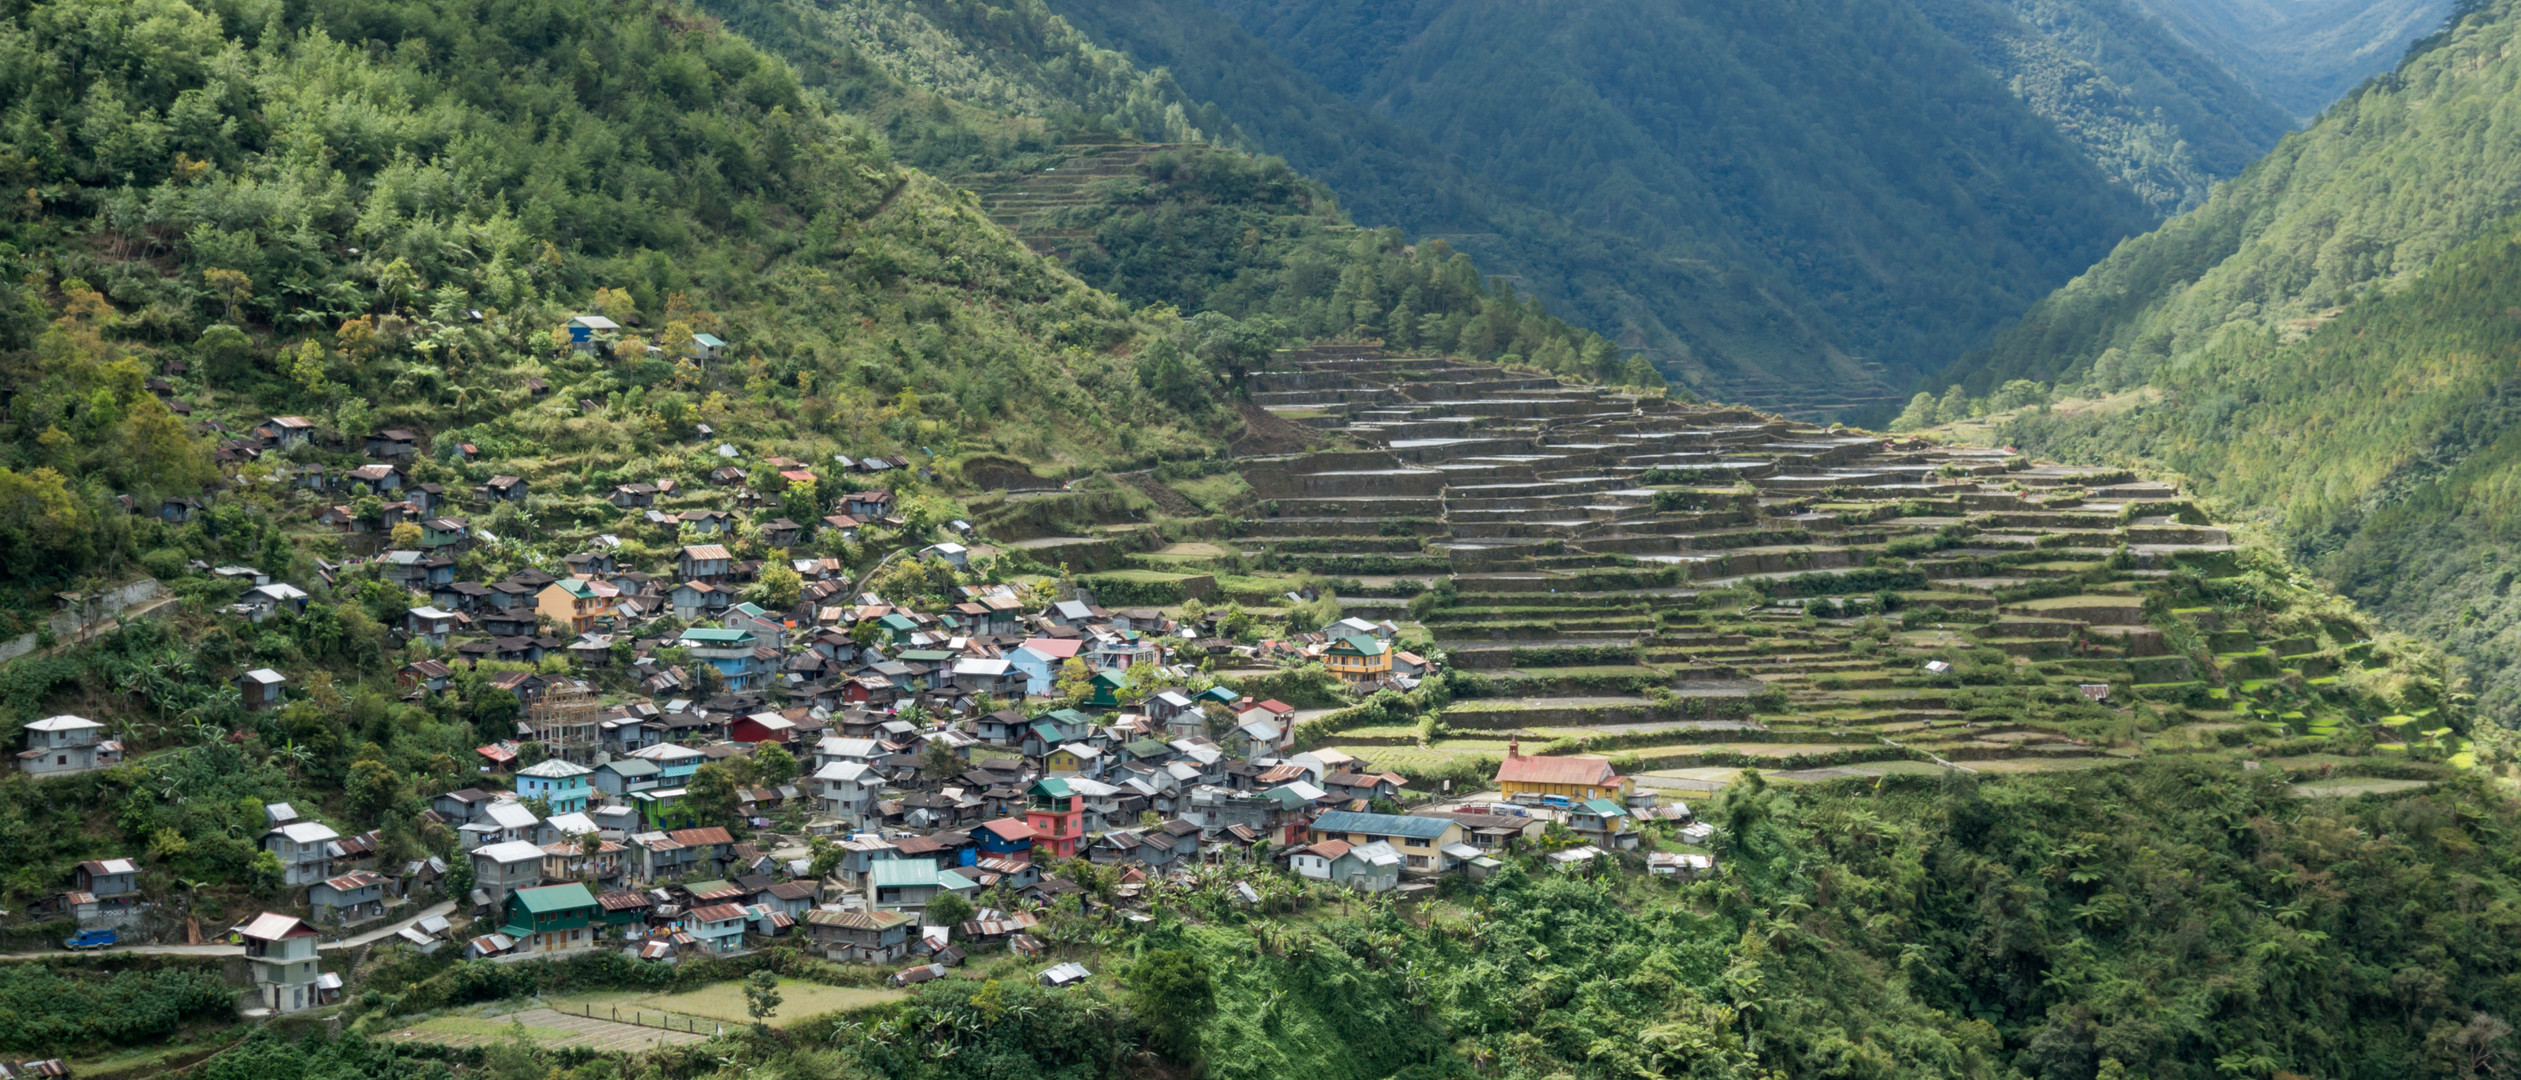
[0,0,2515,1077]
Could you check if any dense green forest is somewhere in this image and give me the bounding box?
[2123,0,2456,119]
[1050,0,2178,413]
[1937,0,2521,721]
[688,0,1651,388]
[127,763,2521,1079]
[1906,0,2295,213]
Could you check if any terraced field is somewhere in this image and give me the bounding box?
[1156,346,2455,783]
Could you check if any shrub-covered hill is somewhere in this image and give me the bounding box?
[0,0,1252,586]
[1930,0,2521,721]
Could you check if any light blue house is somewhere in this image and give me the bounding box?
[677,627,769,691]
[630,743,706,787]
[515,759,594,816]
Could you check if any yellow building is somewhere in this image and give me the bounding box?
[1493,741,1633,802]
[536,577,619,634]
[1323,635,1393,684]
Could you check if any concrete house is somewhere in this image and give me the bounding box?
[70,858,143,924]
[805,908,916,963]
[309,870,391,924]
[469,839,549,909]
[19,715,120,777]
[680,902,750,954]
[516,759,595,816]
[593,757,663,797]
[866,859,979,913]
[236,912,323,1014]
[500,883,607,955]
[537,578,620,634]
[263,820,342,887]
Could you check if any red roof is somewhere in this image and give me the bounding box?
[979,818,1038,842]
[686,903,749,923]
[1494,754,1620,787]
[1018,638,1086,659]
[1254,699,1295,716]
[667,826,734,846]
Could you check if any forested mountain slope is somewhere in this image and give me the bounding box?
[2126,0,2458,118]
[1051,0,2182,416]
[1941,0,2521,719]
[1908,0,2298,213]
[687,0,1652,389]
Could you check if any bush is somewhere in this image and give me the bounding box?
[0,961,236,1051]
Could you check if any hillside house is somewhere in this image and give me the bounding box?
[1323,635,1392,684]
[262,415,316,449]
[593,757,663,798]
[263,821,342,887]
[236,913,322,1014]
[1328,840,1404,892]
[469,839,549,909]
[866,859,979,913]
[406,606,459,647]
[418,517,470,549]
[840,490,892,519]
[566,314,618,351]
[344,464,402,495]
[669,580,730,619]
[689,333,726,362]
[1493,745,1633,803]
[516,759,595,816]
[19,715,120,777]
[680,902,750,954]
[1026,778,1086,860]
[1010,638,1086,696]
[309,870,390,924]
[677,627,769,691]
[1305,811,1467,874]
[805,908,916,963]
[70,858,143,924]
[501,883,606,954]
[1565,798,1639,850]
[678,544,733,582]
[537,578,619,634]
[365,429,422,459]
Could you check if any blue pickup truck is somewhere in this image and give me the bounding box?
[62,928,117,950]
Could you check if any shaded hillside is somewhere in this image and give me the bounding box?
[2126,0,2458,118]
[687,0,1655,390]
[1909,0,2297,213]
[1053,0,2233,417]
[1941,0,2521,718]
